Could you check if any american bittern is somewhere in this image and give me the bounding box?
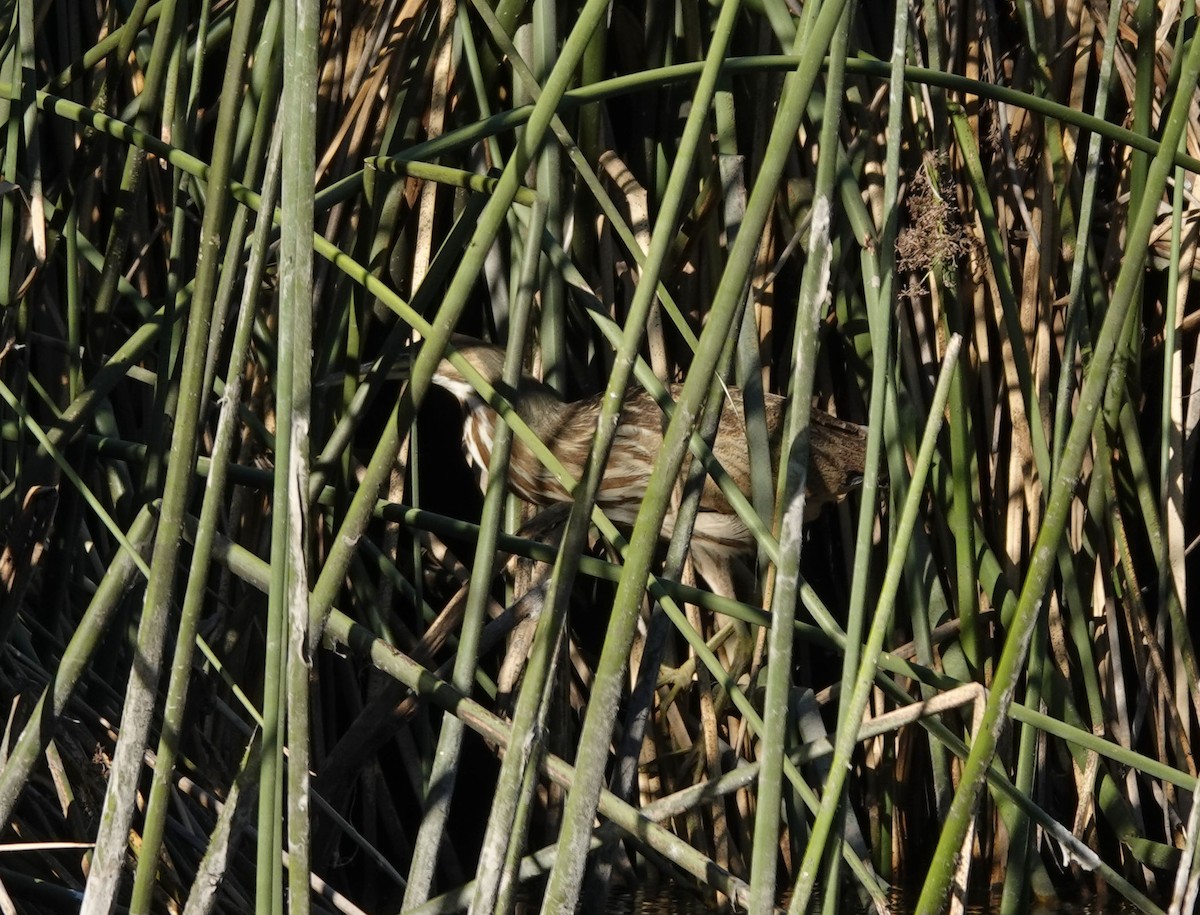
[422,336,868,584]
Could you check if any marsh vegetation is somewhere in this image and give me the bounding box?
[0,1,1198,913]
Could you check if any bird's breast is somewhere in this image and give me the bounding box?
[461,406,496,491]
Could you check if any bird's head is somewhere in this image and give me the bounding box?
[427,336,508,406]
[421,336,564,420]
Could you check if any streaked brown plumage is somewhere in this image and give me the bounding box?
[427,337,869,561]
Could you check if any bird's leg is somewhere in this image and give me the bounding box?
[686,544,743,604]
[686,539,761,684]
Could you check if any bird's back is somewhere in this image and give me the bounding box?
[503,383,866,530]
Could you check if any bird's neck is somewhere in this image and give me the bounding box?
[449,374,562,422]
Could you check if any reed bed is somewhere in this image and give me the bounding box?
[0,0,1198,912]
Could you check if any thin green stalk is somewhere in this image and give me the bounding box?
[1129,0,1155,222]
[570,0,604,269]
[63,201,82,401]
[1158,3,1197,738]
[2,0,30,483]
[493,225,554,915]
[1117,401,1200,725]
[753,7,851,911]
[88,0,181,351]
[78,0,261,910]
[277,0,317,910]
[1053,0,1122,465]
[12,0,38,318]
[845,0,905,719]
[130,67,287,915]
[1000,623,1050,914]
[401,201,546,908]
[258,22,292,915]
[724,145,773,591]
[140,0,191,502]
[1045,0,1121,737]
[949,104,1050,484]
[531,0,564,392]
[916,27,1200,913]
[1037,0,1121,753]
[0,8,21,319]
[842,0,907,879]
[182,737,262,915]
[789,334,961,914]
